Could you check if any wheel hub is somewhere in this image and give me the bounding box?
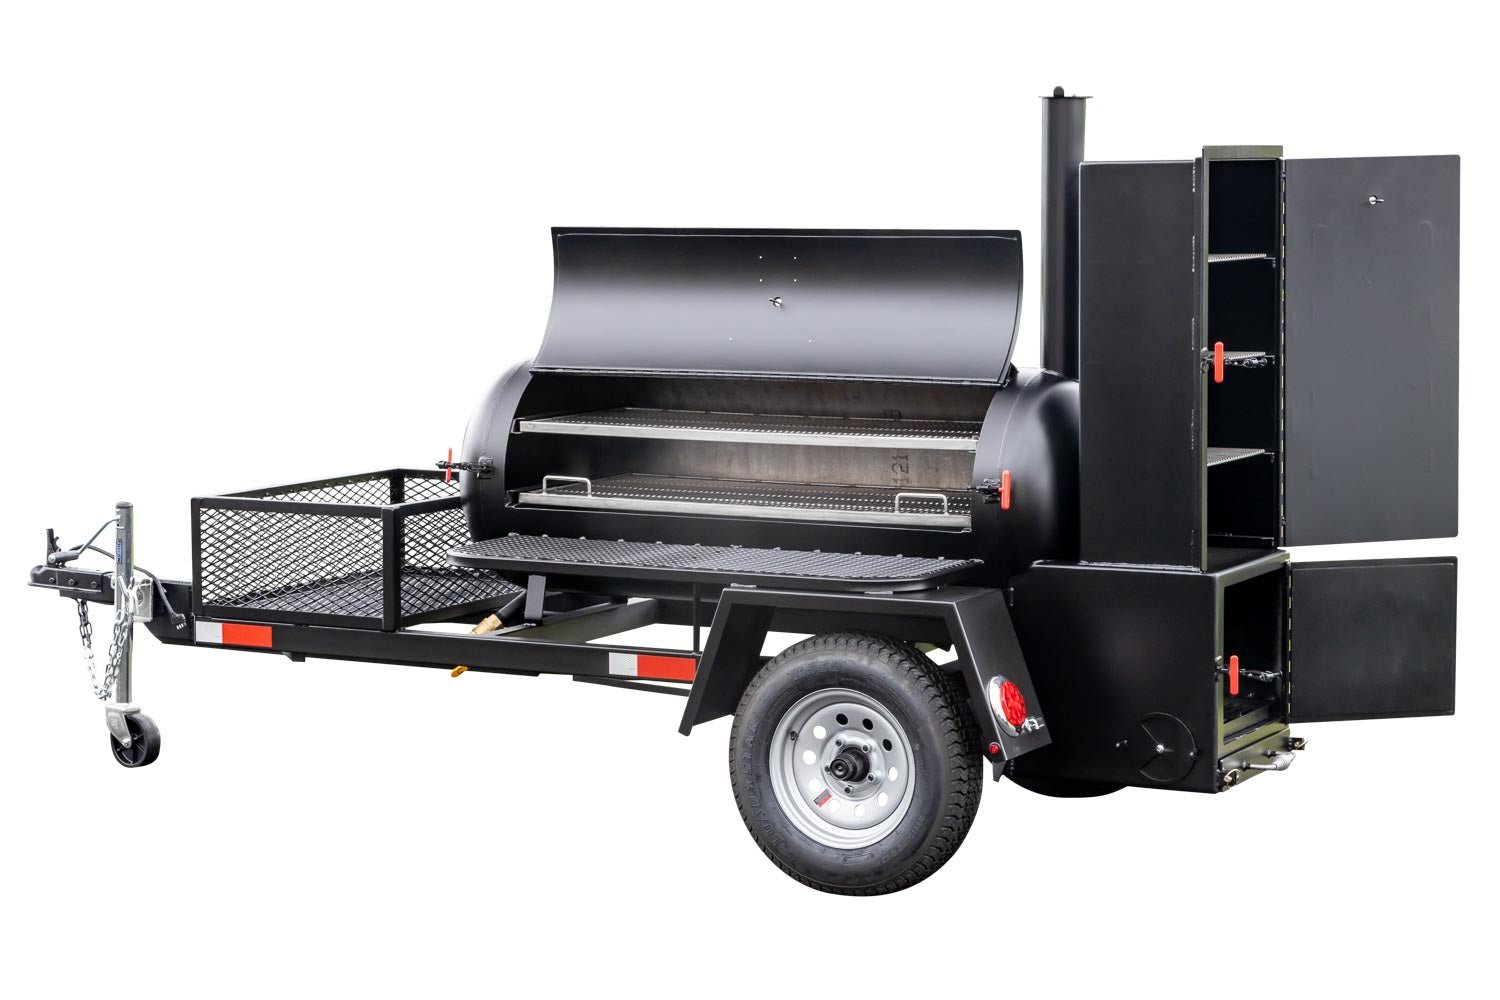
[828,746,871,784]
[769,688,916,849]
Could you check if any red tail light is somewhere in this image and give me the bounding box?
[988,675,1028,731]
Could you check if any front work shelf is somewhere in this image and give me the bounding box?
[449,534,983,592]
[518,407,981,452]
[517,473,973,528]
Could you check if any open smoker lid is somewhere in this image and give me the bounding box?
[533,228,1022,383]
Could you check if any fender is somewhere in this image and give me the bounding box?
[679,586,1049,764]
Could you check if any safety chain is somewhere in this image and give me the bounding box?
[75,579,136,702]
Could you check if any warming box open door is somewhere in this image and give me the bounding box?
[1283,155,1460,545]
[1288,557,1457,722]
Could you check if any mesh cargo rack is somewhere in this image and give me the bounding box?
[193,470,520,631]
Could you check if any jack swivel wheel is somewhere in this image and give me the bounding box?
[108,710,161,768]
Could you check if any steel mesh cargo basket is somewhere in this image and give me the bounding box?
[193,470,520,631]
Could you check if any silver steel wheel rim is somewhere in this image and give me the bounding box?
[769,687,916,849]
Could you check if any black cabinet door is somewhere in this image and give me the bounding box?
[1288,557,1456,722]
[1283,156,1459,545]
[1078,160,1201,567]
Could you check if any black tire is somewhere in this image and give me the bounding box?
[1007,772,1122,798]
[729,632,981,895]
[110,712,161,768]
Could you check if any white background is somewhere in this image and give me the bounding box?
[1,2,1491,995]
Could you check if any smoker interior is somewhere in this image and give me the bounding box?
[503,374,992,533]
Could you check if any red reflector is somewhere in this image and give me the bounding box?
[988,741,1001,756]
[1229,654,1240,696]
[636,654,697,682]
[221,623,274,648]
[998,680,1026,728]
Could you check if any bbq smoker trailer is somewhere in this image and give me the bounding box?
[32,89,1460,894]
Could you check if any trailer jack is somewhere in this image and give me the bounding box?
[46,501,164,767]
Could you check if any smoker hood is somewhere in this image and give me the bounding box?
[533,228,1022,384]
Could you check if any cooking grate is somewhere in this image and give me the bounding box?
[1207,447,1268,467]
[519,407,981,451]
[518,473,973,528]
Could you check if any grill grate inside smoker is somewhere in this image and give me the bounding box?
[1206,252,1271,264]
[519,407,982,451]
[1207,447,1269,467]
[518,473,973,527]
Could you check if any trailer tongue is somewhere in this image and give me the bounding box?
[29,86,1460,895]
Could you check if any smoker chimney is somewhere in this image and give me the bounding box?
[1040,86,1087,380]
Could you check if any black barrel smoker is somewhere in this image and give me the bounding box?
[31,88,1460,894]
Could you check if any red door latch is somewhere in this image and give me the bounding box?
[1228,653,1240,696]
[1213,342,1225,384]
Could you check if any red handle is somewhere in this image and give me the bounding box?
[445,447,453,484]
[1228,654,1240,696]
[999,469,1012,511]
[1213,342,1225,384]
